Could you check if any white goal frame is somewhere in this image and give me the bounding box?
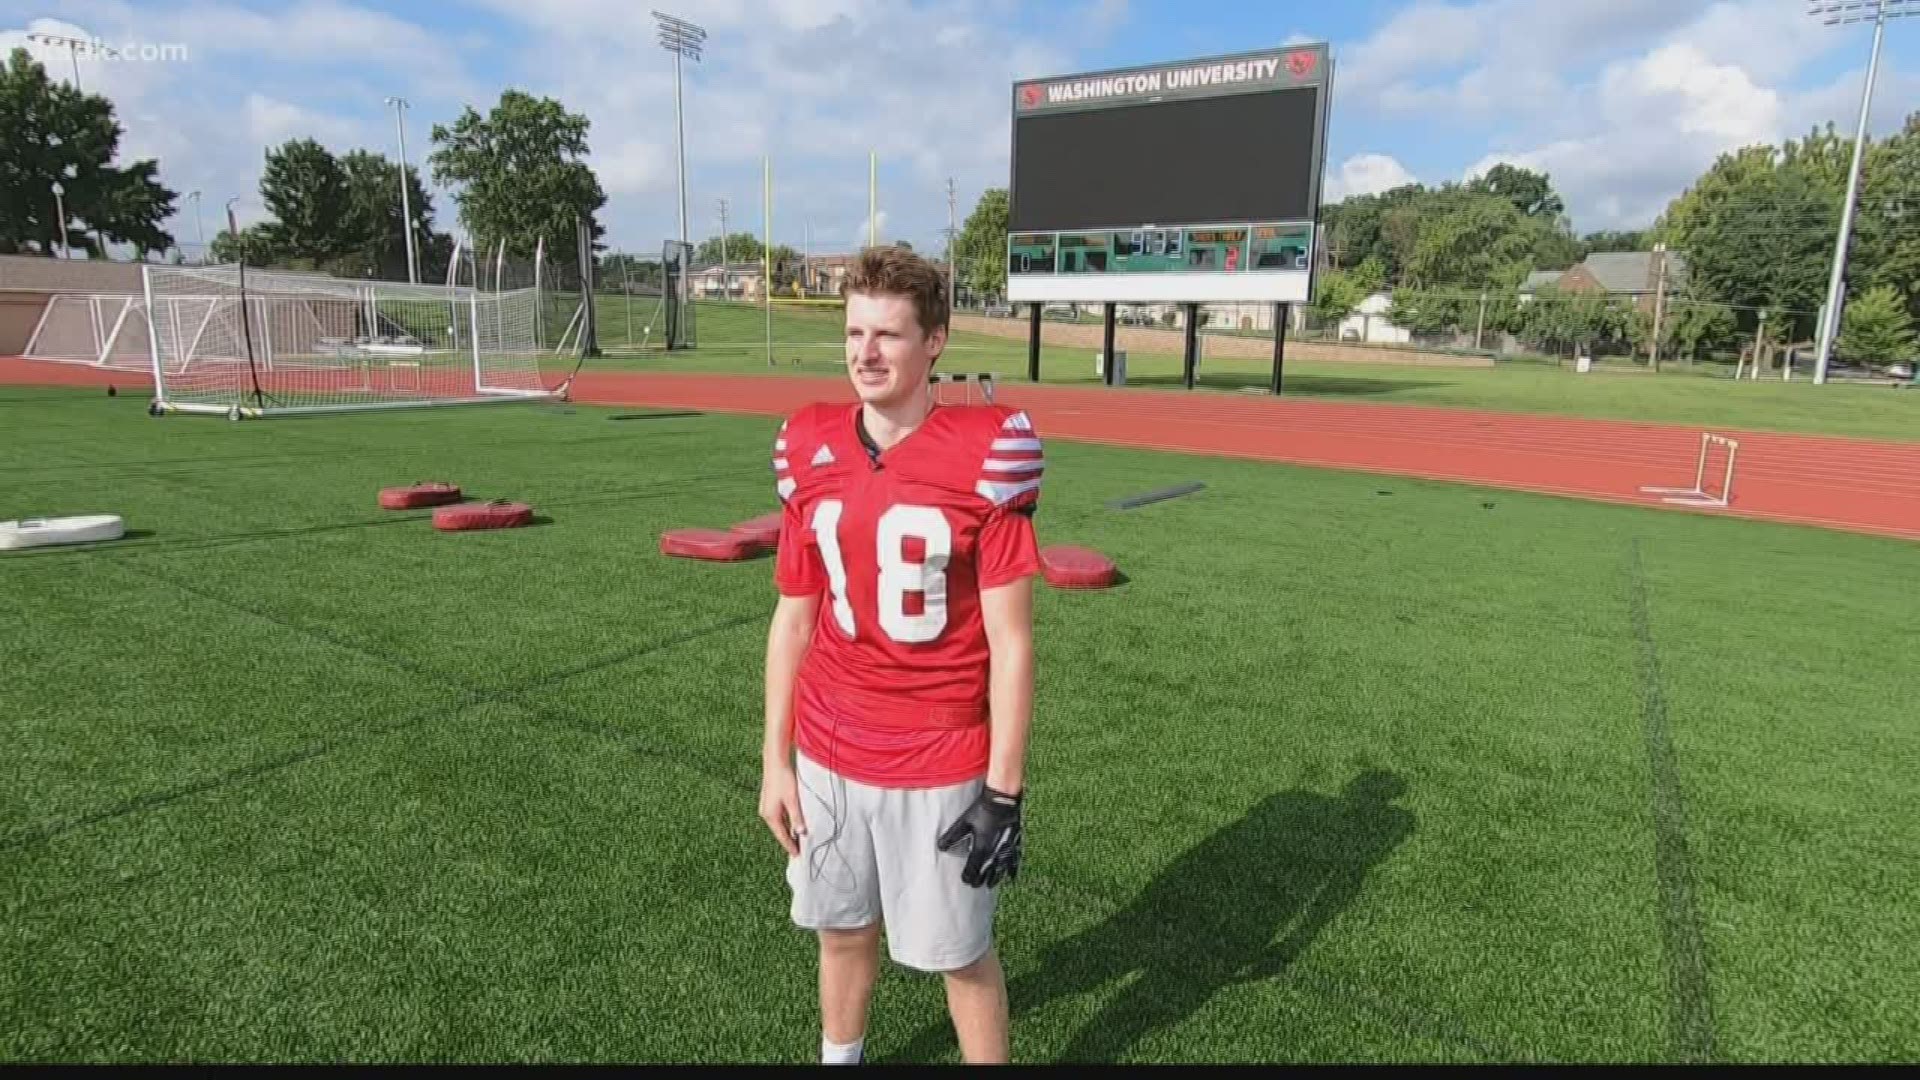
[141,256,567,420]
[22,294,155,371]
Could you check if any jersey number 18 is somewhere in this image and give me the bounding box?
[811,499,950,644]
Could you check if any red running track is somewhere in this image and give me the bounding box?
[7,357,1918,543]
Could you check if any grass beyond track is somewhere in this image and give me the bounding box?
[3,385,1916,1063]
[580,297,1920,443]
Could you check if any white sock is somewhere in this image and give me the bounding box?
[821,1035,865,1064]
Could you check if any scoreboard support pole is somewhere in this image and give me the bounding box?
[1101,303,1118,387]
[1271,302,1290,395]
[1026,303,1042,382]
[1182,303,1199,390]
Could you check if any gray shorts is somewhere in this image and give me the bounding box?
[786,751,998,973]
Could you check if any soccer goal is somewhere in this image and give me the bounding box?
[23,294,155,372]
[142,262,565,419]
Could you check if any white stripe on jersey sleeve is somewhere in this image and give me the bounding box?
[982,457,1045,474]
[976,477,1042,504]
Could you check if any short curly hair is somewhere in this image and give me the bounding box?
[841,245,950,337]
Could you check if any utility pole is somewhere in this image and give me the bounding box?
[1474,289,1488,351]
[385,96,418,283]
[1650,243,1669,373]
[653,11,706,249]
[945,177,958,308]
[1808,0,1918,384]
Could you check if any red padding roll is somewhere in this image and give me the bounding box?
[729,512,783,547]
[1039,545,1120,589]
[379,481,463,509]
[661,527,765,561]
[433,500,534,531]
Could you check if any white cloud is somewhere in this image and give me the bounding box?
[1461,43,1781,230]
[485,0,1071,254]
[2,4,469,256]
[1349,0,1707,120]
[1784,63,1920,141]
[1428,1,1889,228]
[1326,153,1419,201]
[245,93,366,150]
[595,139,673,198]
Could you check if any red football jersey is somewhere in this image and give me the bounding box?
[772,400,1044,788]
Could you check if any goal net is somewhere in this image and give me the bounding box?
[23,294,155,371]
[141,263,563,418]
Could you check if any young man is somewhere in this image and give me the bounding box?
[758,247,1042,1065]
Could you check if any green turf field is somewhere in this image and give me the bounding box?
[4,385,1916,1063]
[578,297,1920,443]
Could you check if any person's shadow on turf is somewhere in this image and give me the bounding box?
[886,769,1417,1063]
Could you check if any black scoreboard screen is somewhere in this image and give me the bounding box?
[1010,87,1319,232]
[1006,44,1332,304]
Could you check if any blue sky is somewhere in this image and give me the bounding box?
[6,0,1918,261]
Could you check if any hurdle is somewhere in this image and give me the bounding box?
[1641,432,1739,508]
[931,372,996,405]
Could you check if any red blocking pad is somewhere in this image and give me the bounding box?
[379,481,463,509]
[1039,545,1120,589]
[433,500,534,531]
[729,512,783,547]
[661,527,764,561]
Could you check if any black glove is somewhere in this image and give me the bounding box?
[936,786,1023,888]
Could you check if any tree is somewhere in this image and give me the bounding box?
[1582,229,1650,253]
[1523,217,1585,272]
[1653,145,1776,252]
[1512,287,1630,357]
[230,141,451,279]
[0,47,176,257]
[1702,164,1833,324]
[1839,285,1917,363]
[338,150,449,281]
[1387,288,1471,336]
[954,188,1008,299]
[429,89,607,272]
[1858,114,1920,321]
[892,239,913,251]
[1310,267,1367,325]
[209,224,280,264]
[1470,163,1565,220]
[695,232,764,266]
[1403,193,1538,289]
[1664,302,1738,363]
[257,138,354,262]
[1319,182,1424,276]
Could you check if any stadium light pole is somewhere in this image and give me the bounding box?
[385,96,419,284]
[187,190,205,260]
[653,11,706,251]
[1809,0,1918,384]
[26,32,114,90]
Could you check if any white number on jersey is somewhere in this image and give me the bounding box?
[810,499,951,643]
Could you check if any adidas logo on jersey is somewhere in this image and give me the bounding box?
[812,444,837,467]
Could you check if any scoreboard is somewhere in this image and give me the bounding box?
[1006,44,1331,304]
